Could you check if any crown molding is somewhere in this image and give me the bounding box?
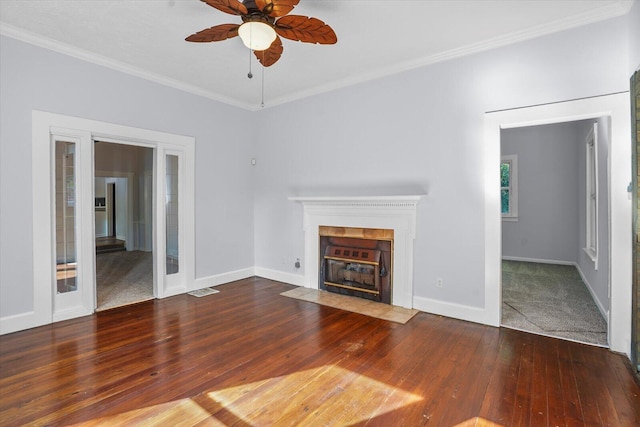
[0,23,257,111]
[266,0,634,108]
[2,0,633,111]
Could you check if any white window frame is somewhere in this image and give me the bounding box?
[584,122,599,269]
[501,154,518,221]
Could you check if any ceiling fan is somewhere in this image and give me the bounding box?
[185,0,337,67]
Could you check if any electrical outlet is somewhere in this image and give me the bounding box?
[295,258,301,269]
[436,278,443,288]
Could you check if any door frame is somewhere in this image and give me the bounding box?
[32,111,195,326]
[94,171,134,244]
[484,92,632,356]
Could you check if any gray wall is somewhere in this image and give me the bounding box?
[501,122,583,263]
[252,15,630,308]
[0,36,256,317]
[0,10,634,320]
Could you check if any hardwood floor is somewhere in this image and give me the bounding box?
[1,277,639,426]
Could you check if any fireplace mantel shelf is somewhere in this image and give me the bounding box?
[288,195,424,208]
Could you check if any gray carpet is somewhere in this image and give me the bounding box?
[501,260,607,346]
[96,251,153,311]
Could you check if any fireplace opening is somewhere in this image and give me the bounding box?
[319,227,393,304]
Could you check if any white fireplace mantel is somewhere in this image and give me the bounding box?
[289,195,424,308]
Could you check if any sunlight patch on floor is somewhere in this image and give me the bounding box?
[454,417,505,427]
[71,365,422,426]
[72,398,223,426]
[205,364,423,425]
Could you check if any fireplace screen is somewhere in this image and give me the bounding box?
[320,237,392,304]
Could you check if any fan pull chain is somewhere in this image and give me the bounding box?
[247,48,253,79]
[261,61,265,108]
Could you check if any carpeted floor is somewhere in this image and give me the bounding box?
[501,260,608,346]
[96,251,153,311]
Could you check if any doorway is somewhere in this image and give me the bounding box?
[31,111,195,328]
[499,120,609,346]
[484,92,632,356]
[94,142,154,311]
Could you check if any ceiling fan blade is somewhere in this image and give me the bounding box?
[275,15,337,44]
[185,23,240,42]
[254,36,283,67]
[200,0,248,16]
[254,0,299,18]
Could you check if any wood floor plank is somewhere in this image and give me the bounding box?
[1,277,639,426]
[543,338,567,427]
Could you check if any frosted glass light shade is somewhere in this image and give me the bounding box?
[238,22,276,51]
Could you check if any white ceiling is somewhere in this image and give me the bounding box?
[0,0,633,110]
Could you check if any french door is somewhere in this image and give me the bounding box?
[32,112,195,326]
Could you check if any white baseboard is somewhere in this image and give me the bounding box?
[194,267,255,290]
[574,264,609,322]
[52,307,93,323]
[254,267,306,287]
[501,256,574,265]
[412,295,496,326]
[0,311,38,335]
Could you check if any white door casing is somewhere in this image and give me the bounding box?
[31,111,195,327]
[484,92,632,356]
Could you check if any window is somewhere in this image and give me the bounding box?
[501,155,518,220]
[584,123,598,268]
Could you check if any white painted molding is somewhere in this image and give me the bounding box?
[4,0,632,110]
[575,264,610,323]
[254,267,306,288]
[501,256,574,266]
[485,92,631,356]
[290,195,424,309]
[412,296,489,326]
[0,311,37,335]
[0,24,255,111]
[194,267,256,289]
[265,2,634,108]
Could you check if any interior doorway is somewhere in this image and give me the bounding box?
[30,111,195,331]
[484,92,632,357]
[499,120,609,346]
[94,142,154,311]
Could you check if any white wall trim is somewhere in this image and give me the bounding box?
[502,256,574,265]
[2,0,632,110]
[485,92,631,356]
[254,267,306,287]
[0,311,36,335]
[25,111,196,334]
[195,267,256,289]
[412,296,488,325]
[0,24,254,111]
[261,3,634,107]
[575,263,610,323]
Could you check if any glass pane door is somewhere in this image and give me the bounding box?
[166,154,179,275]
[55,140,78,293]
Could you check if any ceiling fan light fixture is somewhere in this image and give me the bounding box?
[238,21,276,51]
